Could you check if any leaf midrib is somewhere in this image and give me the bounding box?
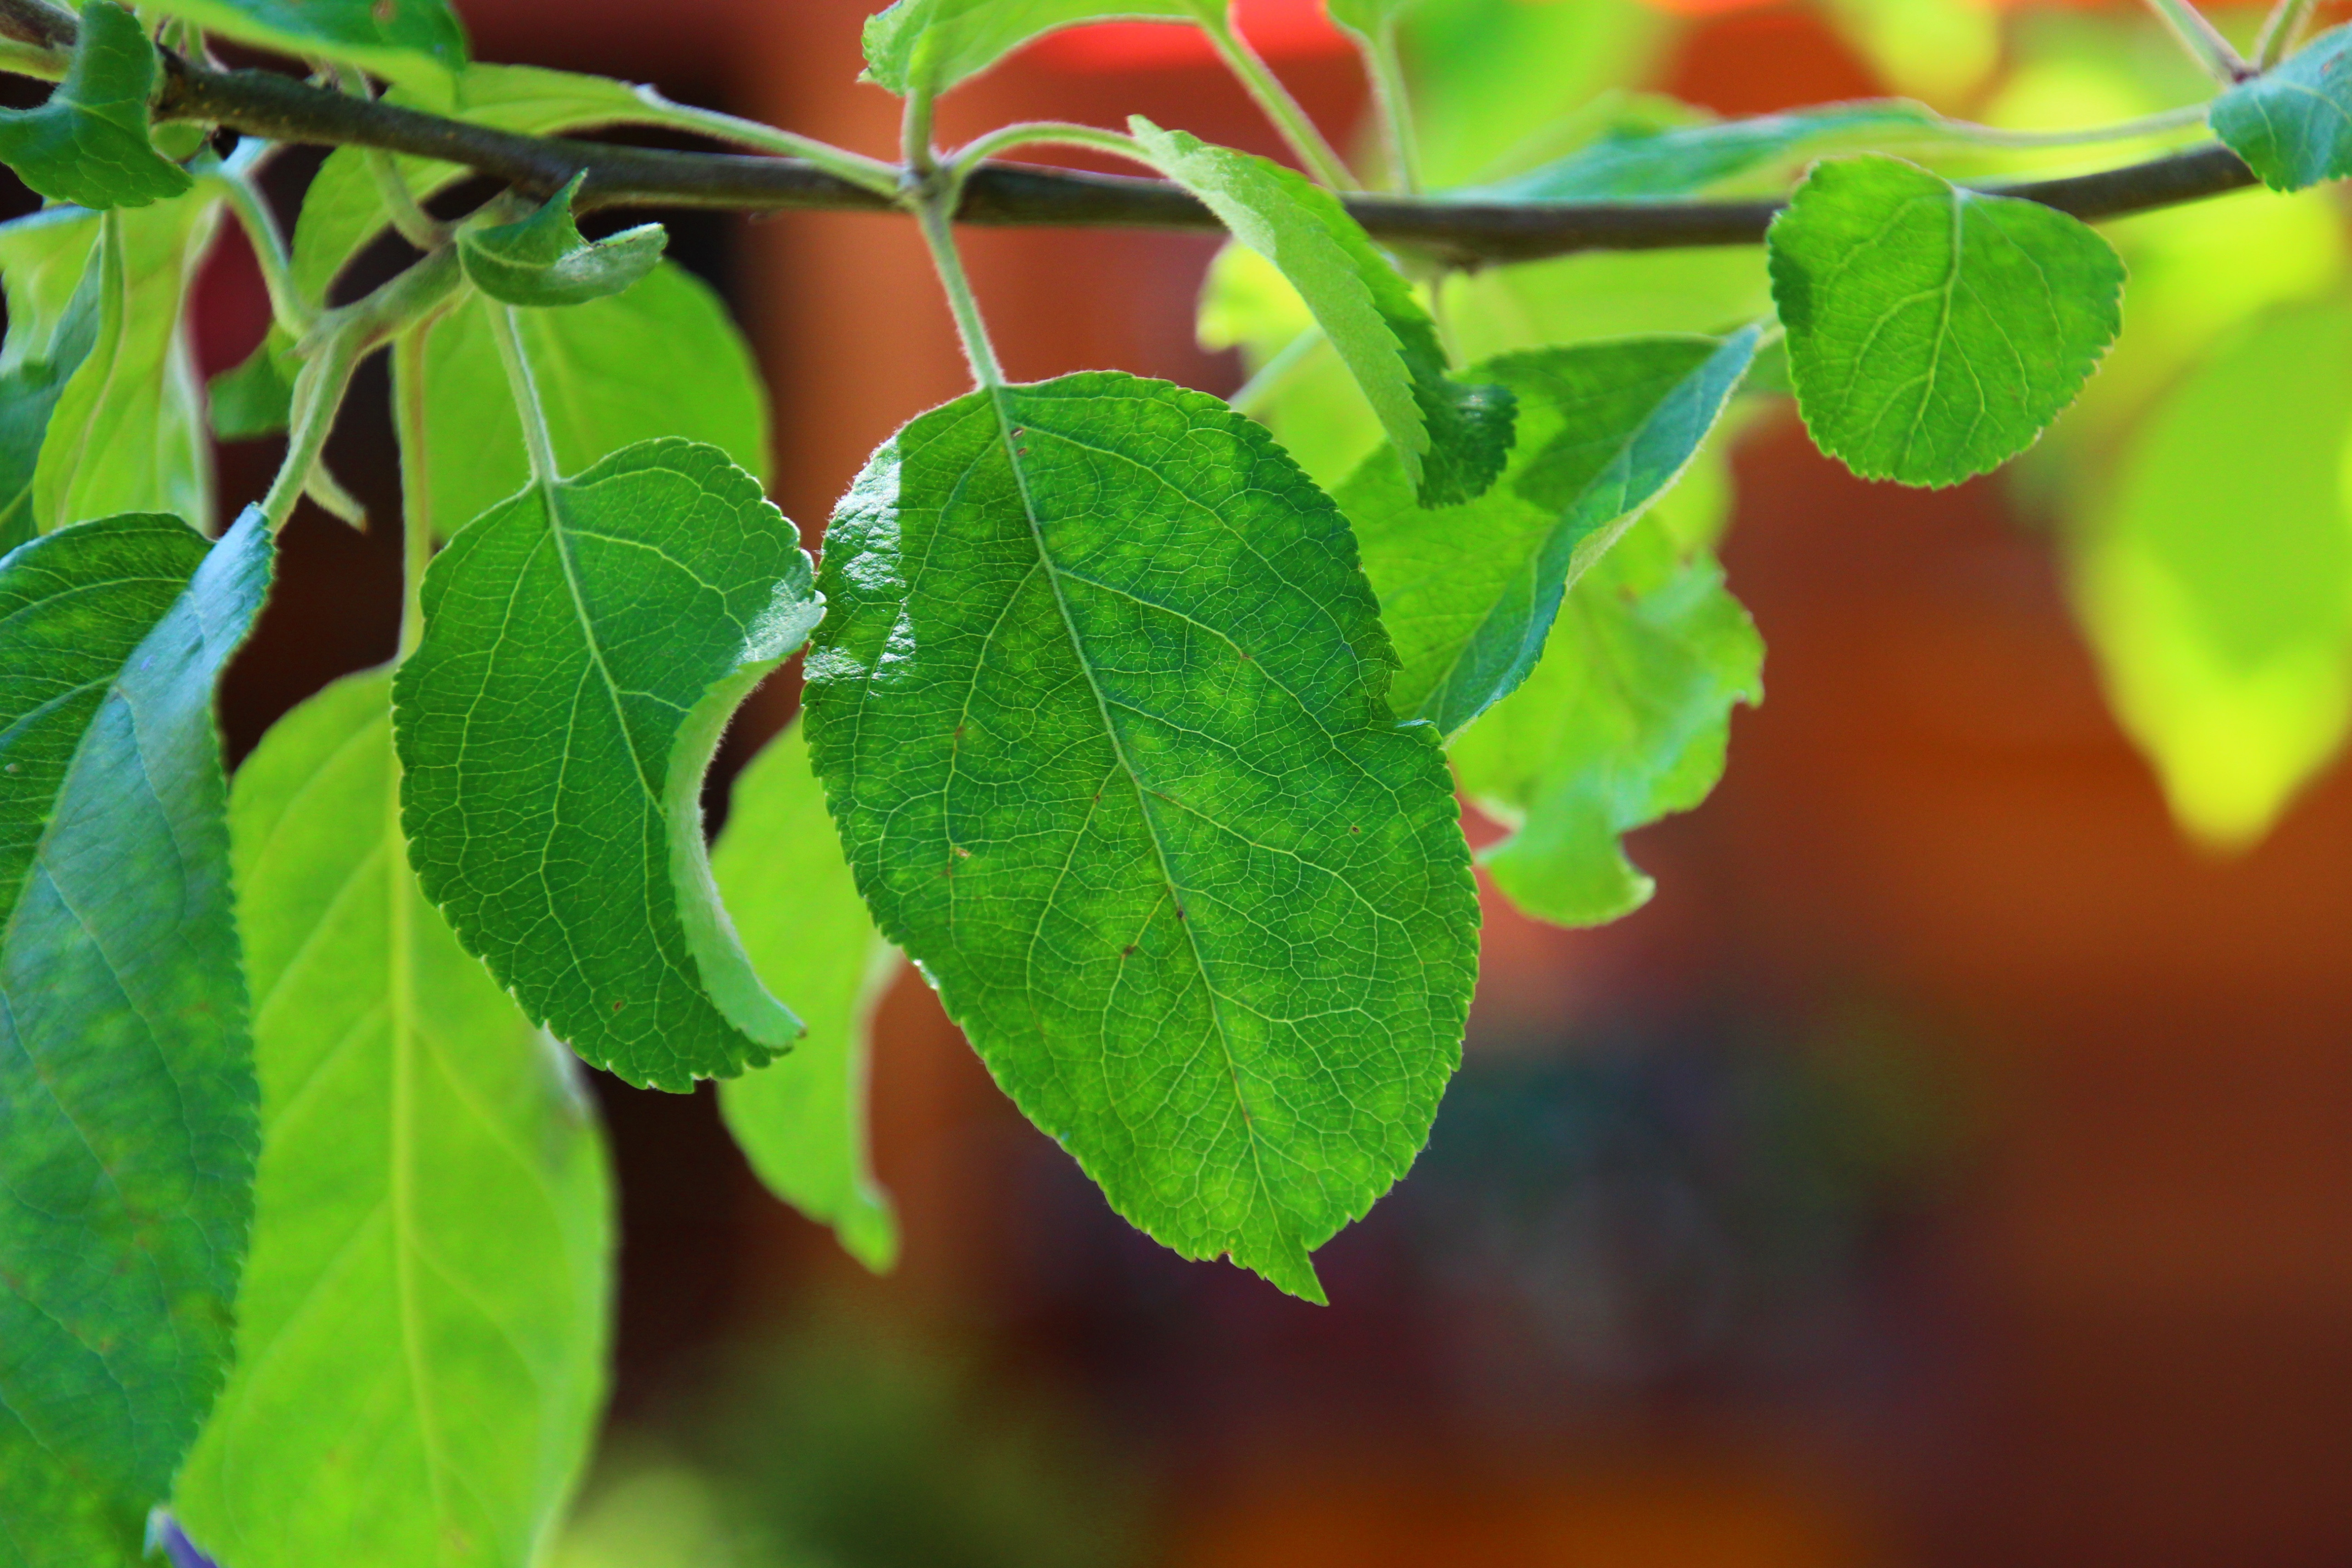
[977,385,1287,1247]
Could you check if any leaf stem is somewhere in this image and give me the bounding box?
[1184,1,1357,189]
[393,327,432,655]
[902,85,938,177]
[260,328,360,531]
[911,192,1004,391]
[368,149,449,250]
[632,85,902,198]
[1917,102,2214,149]
[951,119,1151,172]
[262,245,464,531]
[1362,20,1422,195]
[0,33,62,77]
[2140,0,2255,82]
[485,300,562,490]
[203,139,318,334]
[2256,0,2317,67]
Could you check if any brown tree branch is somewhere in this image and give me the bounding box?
[0,0,2262,266]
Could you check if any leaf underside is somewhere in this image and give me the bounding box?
[0,508,272,1568]
[803,370,1480,1303]
[1132,118,1515,507]
[142,0,466,95]
[400,267,771,543]
[394,438,821,1091]
[2210,23,2352,192]
[1453,515,1762,927]
[713,719,899,1273]
[1344,329,1758,738]
[174,671,612,1568]
[458,175,667,308]
[1768,154,2123,488]
[860,0,1196,97]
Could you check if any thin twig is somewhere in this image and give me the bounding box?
[0,23,2270,266]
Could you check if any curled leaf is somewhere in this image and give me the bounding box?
[0,0,192,210]
[458,174,667,309]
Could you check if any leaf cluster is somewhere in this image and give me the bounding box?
[0,0,2347,1561]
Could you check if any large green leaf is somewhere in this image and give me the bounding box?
[398,266,770,542]
[2211,23,2352,192]
[1342,330,1757,738]
[803,371,1480,1302]
[143,0,465,100]
[394,438,821,1091]
[0,1,192,211]
[2072,303,2352,848]
[174,671,613,1568]
[713,720,899,1272]
[1135,118,1513,506]
[0,220,102,552]
[33,199,221,533]
[1455,101,1936,202]
[1768,155,2124,488]
[860,0,1199,96]
[1452,515,1761,926]
[0,508,272,1568]
[458,175,667,309]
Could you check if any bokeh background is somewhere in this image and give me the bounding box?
[12,0,2352,1562]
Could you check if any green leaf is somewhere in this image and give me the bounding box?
[860,0,1199,97]
[398,266,770,542]
[205,323,297,442]
[803,371,1480,1302]
[2211,23,2352,192]
[173,670,613,1568]
[33,199,223,533]
[713,720,899,1273]
[0,223,103,553]
[458,175,667,308]
[1342,330,1758,738]
[1134,118,1514,506]
[1454,100,1937,202]
[293,65,753,303]
[1452,515,1761,926]
[1768,154,2124,487]
[0,507,272,1568]
[394,439,821,1091]
[0,1,192,211]
[141,0,465,100]
[2072,303,2352,849]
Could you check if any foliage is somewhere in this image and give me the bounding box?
[0,0,2345,1559]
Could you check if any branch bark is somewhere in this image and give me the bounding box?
[0,0,2264,266]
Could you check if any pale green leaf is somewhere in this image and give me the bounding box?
[0,1,192,211]
[33,199,222,533]
[174,671,613,1568]
[713,720,899,1272]
[803,371,1479,1302]
[1452,515,1761,926]
[458,175,667,308]
[398,266,770,543]
[1768,154,2124,487]
[205,323,297,442]
[292,65,735,302]
[1135,117,1513,506]
[2072,303,2352,848]
[141,0,465,100]
[860,0,1199,96]
[0,508,271,1568]
[1343,330,1757,737]
[1454,101,1937,202]
[0,220,102,552]
[2210,23,2352,192]
[394,439,821,1091]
